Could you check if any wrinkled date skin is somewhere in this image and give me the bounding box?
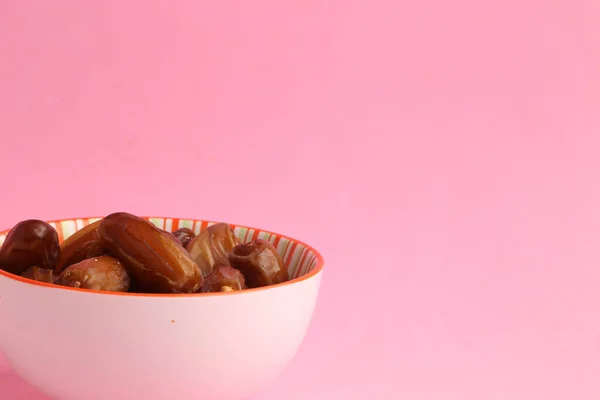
[21,266,55,284]
[56,220,107,273]
[0,220,60,275]
[228,239,289,288]
[58,255,130,292]
[98,213,203,293]
[201,266,246,293]
[187,223,240,278]
[172,227,196,248]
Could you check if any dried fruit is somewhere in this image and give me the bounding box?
[228,239,288,288]
[58,256,130,292]
[0,220,60,275]
[187,223,239,278]
[200,266,246,293]
[98,213,202,293]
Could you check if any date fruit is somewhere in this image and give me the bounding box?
[98,212,203,293]
[187,223,239,278]
[58,256,130,292]
[200,266,246,293]
[161,229,179,242]
[60,240,107,272]
[228,239,288,288]
[21,266,55,284]
[0,220,60,275]
[172,227,196,248]
[55,220,106,273]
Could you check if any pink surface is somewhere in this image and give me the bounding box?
[0,0,599,399]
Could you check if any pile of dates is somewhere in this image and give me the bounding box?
[0,212,289,294]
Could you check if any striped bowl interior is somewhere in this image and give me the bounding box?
[0,217,320,280]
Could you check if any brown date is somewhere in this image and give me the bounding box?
[186,223,240,278]
[172,227,196,248]
[21,266,55,284]
[200,266,246,293]
[59,240,107,272]
[161,229,178,240]
[228,239,288,288]
[0,220,60,275]
[98,212,203,293]
[58,255,130,292]
[55,220,106,273]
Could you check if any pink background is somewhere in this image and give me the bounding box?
[1,0,600,399]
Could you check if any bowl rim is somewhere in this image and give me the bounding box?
[0,216,324,298]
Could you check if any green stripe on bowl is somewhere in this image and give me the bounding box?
[61,220,77,240]
[149,218,165,229]
[179,219,194,229]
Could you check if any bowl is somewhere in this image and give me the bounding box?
[0,217,324,400]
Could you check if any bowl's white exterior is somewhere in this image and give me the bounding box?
[0,270,322,400]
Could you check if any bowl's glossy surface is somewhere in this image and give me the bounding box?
[0,217,323,400]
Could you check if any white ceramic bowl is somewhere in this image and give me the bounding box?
[0,217,324,400]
